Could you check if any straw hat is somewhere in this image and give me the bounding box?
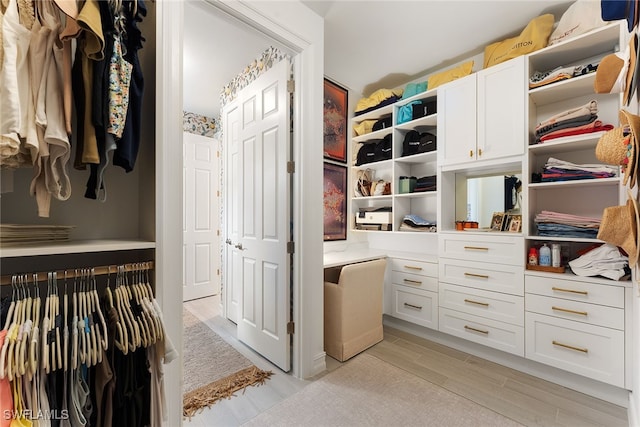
[594,35,637,99]
[624,34,638,106]
[595,110,640,188]
[597,190,640,266]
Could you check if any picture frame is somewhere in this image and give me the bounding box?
[323,78,348,163]
[508,214,522,232]
[323,162,348,241]
[490,212,505,231]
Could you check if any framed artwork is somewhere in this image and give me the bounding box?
[323,78,348,163]
[490,212,505,231]
[323,162,347,241]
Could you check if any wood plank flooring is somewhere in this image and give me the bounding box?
[183,296,628,427]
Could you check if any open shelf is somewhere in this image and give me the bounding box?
[0,239,156,258]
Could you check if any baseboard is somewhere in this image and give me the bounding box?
[383,315,631,408]
[629,392,639,427]
[312,351,327,377]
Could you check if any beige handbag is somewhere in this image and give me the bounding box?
[355,169,373,197]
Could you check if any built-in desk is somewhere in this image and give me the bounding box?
[323,248,387,268]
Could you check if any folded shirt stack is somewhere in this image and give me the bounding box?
[414,175,437,192]
[528,61,599,89]
[533,100,599,144]
[569,244,630,281]
[539,157,617,182]
[534,210,600,239]
[399,214,437,232]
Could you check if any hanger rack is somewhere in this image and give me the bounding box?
[0,261,154,286]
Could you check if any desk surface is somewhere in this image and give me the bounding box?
[323,249,388,268]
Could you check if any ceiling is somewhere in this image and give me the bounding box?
[183,0,576,119]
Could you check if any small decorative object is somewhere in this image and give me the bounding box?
[508,215,522,232]
[323,162,347,241]
[552,243,561,267]
[323,78,348,163]
[528,247,539,265]
[539,243,552,266]
[490,212,505,231]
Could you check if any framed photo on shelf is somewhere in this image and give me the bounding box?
[323,162,347,241]
[323,78,348,163]
[507,214,522,232]
[490,212,505,231]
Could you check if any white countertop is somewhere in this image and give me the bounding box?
[323,248,437,268]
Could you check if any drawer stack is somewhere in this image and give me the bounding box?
[387,257,439,329]
[438,233,525,356]
[525,274,626,387]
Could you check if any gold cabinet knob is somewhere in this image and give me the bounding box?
[478,148,483,156]
[469,150,473,157]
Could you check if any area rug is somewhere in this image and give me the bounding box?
[182,308,272,418]
[242,353,522,426]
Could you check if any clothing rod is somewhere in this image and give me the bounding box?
[0,261,155,286]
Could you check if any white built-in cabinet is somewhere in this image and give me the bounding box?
[371,21,633,390]
[438,56,526,168]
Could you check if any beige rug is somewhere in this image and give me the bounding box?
[183,308,272,418]
[243,353,522,426]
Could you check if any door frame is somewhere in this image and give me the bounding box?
[197,0,325,379]
[159,2,324,422]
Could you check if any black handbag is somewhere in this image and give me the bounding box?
[372,116,392,131]
[402,130,421,156]
[411,100,437,120]
[417,132,437,153]
[374,134,392,161]
[356,142,377,166]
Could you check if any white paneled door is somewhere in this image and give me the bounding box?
[223,59,291,372]
[183,132,221,302]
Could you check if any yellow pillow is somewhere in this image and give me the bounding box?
[427,61,474,90]
[483,14,555,69]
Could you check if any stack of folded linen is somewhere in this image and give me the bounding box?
[534,211,600,239]
[569,244,630,281]
[399,214,437,232]
[539,157,617,182]
[533,100,610,144]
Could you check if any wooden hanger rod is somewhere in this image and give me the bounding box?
[0,261,154,286]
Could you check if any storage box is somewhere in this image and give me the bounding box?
[399,176,417,193]
[356,211,393,224]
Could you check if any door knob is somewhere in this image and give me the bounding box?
[225,239,233,245]
[235,243,244,250]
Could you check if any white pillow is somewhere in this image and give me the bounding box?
[548,0,609,46]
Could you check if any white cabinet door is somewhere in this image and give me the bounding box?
[438,74,477,166]
[477,56,526,161]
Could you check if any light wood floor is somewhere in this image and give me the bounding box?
[183,296,628,427]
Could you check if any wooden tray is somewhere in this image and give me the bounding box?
[526,264,565,273]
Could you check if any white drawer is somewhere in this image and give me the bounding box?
[439,233,524,266]
[525,294,624,330]
[439,258,524,296]
[439,308,524,356]
[389,258,438,277]
[525,312,624,387]
[525,275,624,308]
[389,283,438,330]
[391,271,438,292]
[439,282,524,326]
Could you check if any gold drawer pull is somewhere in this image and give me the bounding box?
[464,272,489,279]
[552,306,588,316]
[404,265,423,271]
[552,340,588,353]
[478,148,483,156]
[464,246,488,251]
[464,299,489,307]
[464,325,489,335]
[469,150,473,158]
[404,303,422,310]
[403,279,422,285]
[551,287,588,295]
